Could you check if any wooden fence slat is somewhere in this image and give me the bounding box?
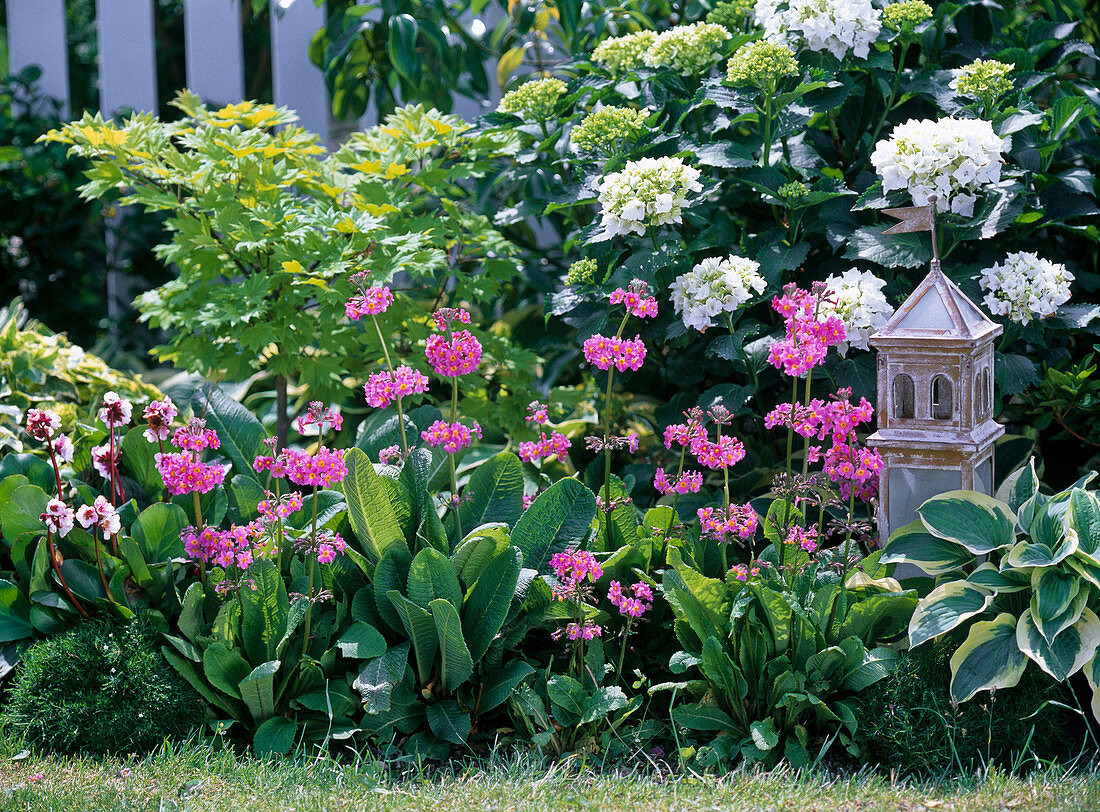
[95,0,158,114]
[270,0,329,142]
[6,0,70,117]
[184,0,245,106]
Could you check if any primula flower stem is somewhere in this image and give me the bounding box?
[615,618,633,686]
[302,484,320,660]
[602,367,616,516]
[45,443,64,501]
[779,377,798,571]
[448,383,464,541]
[371,314,408,454]
[664,447,687,540]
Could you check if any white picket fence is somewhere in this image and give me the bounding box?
[5,0,502,143]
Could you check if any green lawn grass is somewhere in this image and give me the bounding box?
[1,735,1099,812]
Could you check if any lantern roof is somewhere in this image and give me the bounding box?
[874,263,1000,342]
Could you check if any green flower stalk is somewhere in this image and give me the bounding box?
[571,106,649,154]
[725,40,799,167]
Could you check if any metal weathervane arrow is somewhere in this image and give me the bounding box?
[882,194,941,267]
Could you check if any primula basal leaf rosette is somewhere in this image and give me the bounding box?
[670,254,767,332]
[597,156,703,239]
[871,117,1005,216]
[642,23,732,75]
[592,30,658,75]
[755,0,882,60]
[980,251,1074,325]
[818,268,892,354]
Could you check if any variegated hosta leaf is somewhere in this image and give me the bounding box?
[908,581,994,648]
[1016,607,1100,682]
[966,562,1030,594]
[1083,651,1100,723]
[1069,489,1100,559]
[880,520,974,577]
[1031,567,1078,623]
[844,571,903,592]
[917,491,1017,555]
[995,458,1039,516]
[1029,491,1075,549]
[1032,583,1090,645]
[1068,555,1100,589]
[949,612,1029,703]
[1005,529,1079,569]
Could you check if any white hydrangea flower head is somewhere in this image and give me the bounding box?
[597,157,704,238]
[979,252,1073,324]
[755,0,882,60]
[870,117,1005,216]
[642,23,732,75]
[819,268,892,354]
[670,254,767,332]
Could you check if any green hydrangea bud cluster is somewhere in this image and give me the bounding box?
[497,77,568,121]
[565,257,600,286]
[643,23,732,76]
[951,59,1014,102]
[592,30,658,75]
[571,106,649,153]
[778,181,810,199]
[881,0,933,31]
[708,0,756,31]
[725,40,799,88]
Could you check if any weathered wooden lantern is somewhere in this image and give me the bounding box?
[866,198,1004,543]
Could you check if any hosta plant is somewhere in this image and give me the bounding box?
[881,461,1100,716]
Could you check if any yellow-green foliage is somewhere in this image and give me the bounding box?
[0,299,161,454]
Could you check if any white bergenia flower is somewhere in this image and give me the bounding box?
[756,0,882,60]
[670,255,767,332]
[820,268,892,354]
[597,157,703,238]
[871,117,1004,217]
[980,252,1073,325]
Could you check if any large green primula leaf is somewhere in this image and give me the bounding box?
[406,548,462,610]
[1016,607,1100,682]
[238,660,280,724]
[0,484,49,547]
[478,660,535,713]
[430,598,473,694]
[462,546,521,662]
[192,385,267,476]
[908,581,994,648]
[456,451,524,534]
[0,579,34,643]
[950,613,1029,703]
[917,491,1016,554]
[240,559,289,664]
[343,447,406,563]
[373,545,412,634]
[511,478,596,573]
[353,642,411,714]
[880,520,974,576]
[253,716,296,756]
[426,699,471,744]
[388,591,439,682]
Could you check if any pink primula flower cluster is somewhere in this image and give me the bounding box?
[653,468,703,495]
[608,580,653,617]
[518,432,572,464]
[421,419,483,454]
[767,283,847,377]
[425,330,483,377]
[697,503,759,544]
[582,334,647,371]
[41,499,75,538]
[25,408,61,441]
[157,451,227,495]
[295,402,344,436]
[609,279,659,319]
[345,285,394,320]
[364,366,430,408]
[284,446,348,488]
[98,391,133,429]
[785,525,819,553]
[172,419,221,453]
